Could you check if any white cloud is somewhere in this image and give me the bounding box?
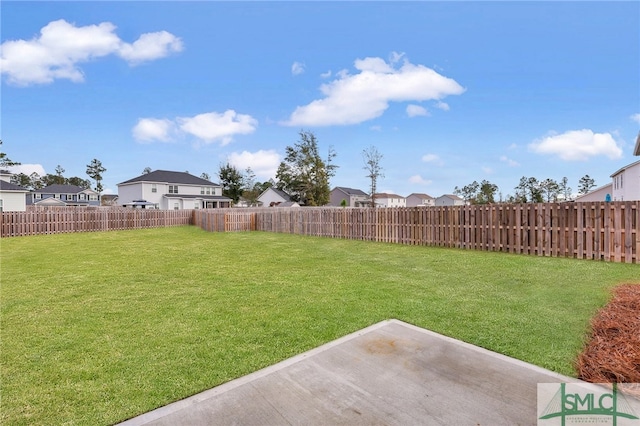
[7,164,46,176]
[320,70,332,78]
[0,19,182,86]
[528,129,623,161]
[133,110,257,145]
[291,61,305,76]
[434,100,450,111]
[408,175,432,185]
[117,30,183,65]
[631,113,640,123]
[481,166,494,174]
[132,118,175,142]
[228,150,280,180]
[178,110,258,146]
[499,155,520,167]
[406,104,429,118]
[282,54,465,126]
[370,125,382,132]
[421,154,443,166]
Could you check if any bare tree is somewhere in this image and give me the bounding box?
[362,146,384,208]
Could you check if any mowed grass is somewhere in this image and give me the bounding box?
[1,226,638,425]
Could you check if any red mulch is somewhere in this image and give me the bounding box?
[576,284,640,396]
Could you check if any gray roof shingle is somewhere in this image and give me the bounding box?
[0,181,29,191]
[118,170,220,186]
[33,184,92,194]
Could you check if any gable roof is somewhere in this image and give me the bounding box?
[610,159,640,177]
[333,187,368,196]
[0,180,29,192]
[407,192,434,199]
[374,193,405,199]
[437,194,463,201]
[118,170,220,186]
[34,184,95,194]
[258,187,292,201]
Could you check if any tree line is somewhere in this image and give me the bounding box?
[454,175,597,204]
[3,136,605,207]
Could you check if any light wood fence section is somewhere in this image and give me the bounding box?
[195,202,638,263]
[4,202,638,263]
[1,207,192,237]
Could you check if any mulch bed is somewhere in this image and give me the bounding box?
[576,284,640,396]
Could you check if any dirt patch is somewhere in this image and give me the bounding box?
[576,284,640,396]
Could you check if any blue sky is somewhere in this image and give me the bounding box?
[2,1,639,199]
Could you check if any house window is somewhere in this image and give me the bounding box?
[206,187,211,195]
[173,202,179,210]
[34,193,42,199]
[201,187,205,195]
[169,185,178,194]
[152,184,157,193]
[79,194,86,200]
[89,195,98,201]
[0,199,3,212]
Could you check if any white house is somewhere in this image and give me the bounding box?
[574,183,613,202]
[406,193,435,207]
[610,159,640,201]
[257,187,293,207]
[117,170,231,210]
[329,187,370,207]
[435,194,466,206]
[374,193,406,208]
[0,170,28,211]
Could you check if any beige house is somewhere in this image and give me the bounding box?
[406,193,435,207]
[330,187,370,207]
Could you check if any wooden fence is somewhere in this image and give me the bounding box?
[0,207,193,237]
[192,209,257,232]
[194,202,639,263]
[4,202,639,263]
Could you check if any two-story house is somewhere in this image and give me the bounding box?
[329,187,370,207]
[373,193,406,208]
[117,170,231,210]
[435,194,466,206]
[610,159,640,201]
[27,184,101,207]
[406,193,435,207]
[0,170,28,211]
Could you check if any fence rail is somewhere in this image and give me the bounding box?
[0,207,192,237]
[3,203,638,263]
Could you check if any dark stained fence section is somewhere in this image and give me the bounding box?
[3,202,638,263]
[194,202,638,264]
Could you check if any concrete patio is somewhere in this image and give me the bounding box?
[118,319,621,426]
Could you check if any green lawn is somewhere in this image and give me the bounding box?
[1,226,638,425]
